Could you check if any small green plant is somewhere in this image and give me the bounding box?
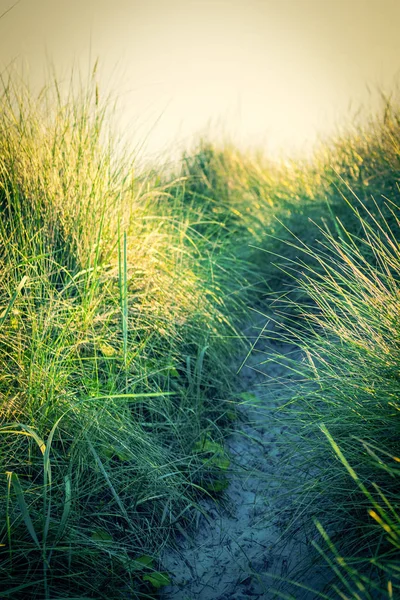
[192,434,231,493]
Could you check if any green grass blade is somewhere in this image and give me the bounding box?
[43,416,64,545]
[0,275,28,327]
[7,471,41,550]
[17,424,46,455]
[55,474,72,541]
[86,438,132,528]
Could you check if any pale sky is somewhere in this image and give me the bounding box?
[1,0,400,162]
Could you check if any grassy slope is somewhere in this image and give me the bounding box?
[1,74,400,599]
[258,103,400,597]
[173,105,400,598]
[0,78,255,599]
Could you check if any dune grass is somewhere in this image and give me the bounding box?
[0,73,262,598]
[170,114,400,597]
[1,67,400,599]
[258,100,400,598]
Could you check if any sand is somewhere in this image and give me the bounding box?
[160,319,329,599]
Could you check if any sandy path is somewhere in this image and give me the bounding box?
[161,320,327,599]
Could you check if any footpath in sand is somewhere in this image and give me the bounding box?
[161,319,328,599]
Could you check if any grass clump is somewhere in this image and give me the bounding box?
[0,73,253,599]
[263,101,400,597]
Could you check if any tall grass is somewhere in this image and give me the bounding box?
[2,64,400,598]
[0,72,256,598]
[260,100,400,598]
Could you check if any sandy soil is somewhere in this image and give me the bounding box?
[160,319,329,599]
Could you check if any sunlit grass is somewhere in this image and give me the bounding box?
[259,105,400,597]
[0,71,256,598]
[1,65,400,598]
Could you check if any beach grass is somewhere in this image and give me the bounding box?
[259,98,400,598]
[1,68,400,598]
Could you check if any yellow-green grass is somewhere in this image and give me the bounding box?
[0,73,261,599]
[1,65,400,599]
[260,100,400,598]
